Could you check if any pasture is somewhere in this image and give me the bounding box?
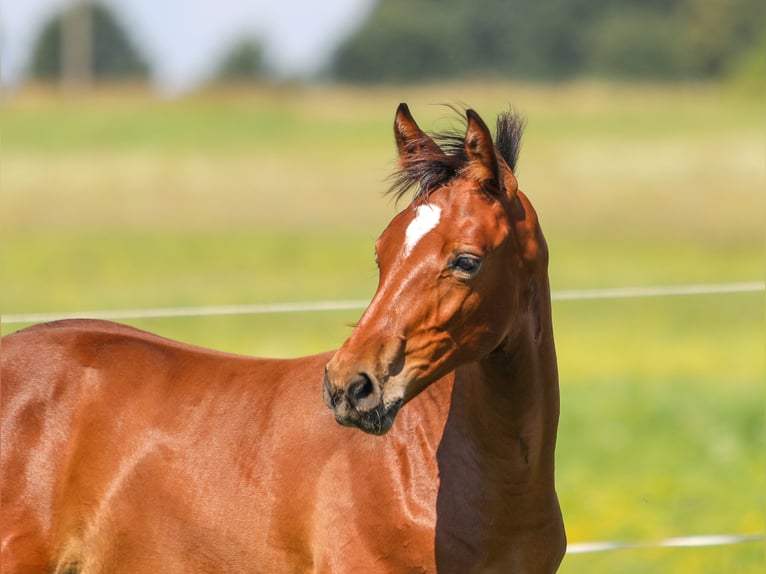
[1,82,763,572]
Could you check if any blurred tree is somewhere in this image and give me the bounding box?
[330,0,763,82]
[679,0,764,77]
[212,38,266,82]
[331,4,470,82]
[330,0,615,82]
[30,1,149,82]
[584,6,689,79]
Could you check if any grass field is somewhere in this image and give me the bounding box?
[1,82,763,572]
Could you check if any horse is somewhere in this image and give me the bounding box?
[1,104,566,573]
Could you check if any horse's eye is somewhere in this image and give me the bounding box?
[451,255,481,275]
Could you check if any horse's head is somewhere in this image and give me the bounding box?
[323,104,549,434]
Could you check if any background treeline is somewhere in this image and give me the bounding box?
[29,0,763,85]
[330,0,763,82]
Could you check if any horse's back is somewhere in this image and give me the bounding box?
[0,320,327,571]
[1,320,450,572]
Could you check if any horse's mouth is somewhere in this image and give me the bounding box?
[333,399,403,436]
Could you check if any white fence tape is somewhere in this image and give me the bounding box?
[2,299,371,325]
[3,281,763,325]
[553,281,764,301]
[566,533,764,555]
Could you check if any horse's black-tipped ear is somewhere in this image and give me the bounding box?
[394,103,443,165]
[464,109,499,190]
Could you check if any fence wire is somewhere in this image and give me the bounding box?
[3,281,763,325]
[566,533,764,555]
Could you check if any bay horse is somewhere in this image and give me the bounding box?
[1,104,565,573]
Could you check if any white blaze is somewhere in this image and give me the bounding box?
[404,204,442,256]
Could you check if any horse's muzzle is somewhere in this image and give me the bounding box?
[323,369,402,435]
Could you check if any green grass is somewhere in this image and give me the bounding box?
[1,82,763,571]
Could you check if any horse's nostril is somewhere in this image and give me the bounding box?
[347,373,375,408]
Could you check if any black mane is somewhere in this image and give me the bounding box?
[495,109,526,172]
[389,107,526,201]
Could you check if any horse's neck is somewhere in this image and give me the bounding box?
[435,324,563,574]
[454,337,557,474]
[437,296,560,513]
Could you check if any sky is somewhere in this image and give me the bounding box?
[1,0,376,92]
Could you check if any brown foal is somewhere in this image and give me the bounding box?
[1,104,565,573]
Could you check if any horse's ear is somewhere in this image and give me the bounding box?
[394,103,443,165]
[464,109,500,192]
